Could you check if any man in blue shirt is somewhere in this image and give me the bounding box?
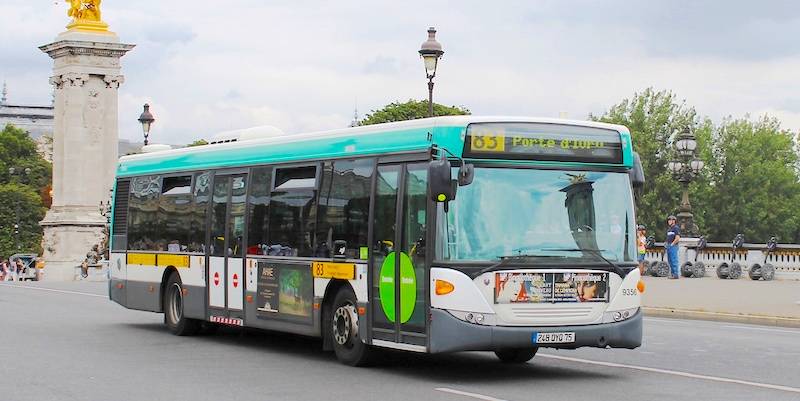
[665,215,681,279]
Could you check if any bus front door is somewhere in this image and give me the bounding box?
[207,173,248,321]
[370,163,429,350]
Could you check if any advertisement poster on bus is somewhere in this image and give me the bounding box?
[495,272,608,303]
[257,262,313,320]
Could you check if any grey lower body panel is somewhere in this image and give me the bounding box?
[429,308,642,353]
[108,279,206,319]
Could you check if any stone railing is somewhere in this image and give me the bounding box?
[644,238,800,280]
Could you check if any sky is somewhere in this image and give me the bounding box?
[1,1,799,145]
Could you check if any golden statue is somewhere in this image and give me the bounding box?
[65,0,110,33]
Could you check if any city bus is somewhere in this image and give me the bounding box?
[109,116,645,366]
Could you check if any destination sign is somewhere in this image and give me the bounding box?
[464,122,623,163]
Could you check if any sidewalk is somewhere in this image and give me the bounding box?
[641,276,800,327]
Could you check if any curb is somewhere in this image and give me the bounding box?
[643,307,800,328]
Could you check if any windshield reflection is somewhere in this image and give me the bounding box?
[437,167,635,263]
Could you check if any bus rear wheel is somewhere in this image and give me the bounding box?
[164,273,201,336]
[494,347,538,363]
[330,287,374,366]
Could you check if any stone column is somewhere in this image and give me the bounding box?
[39,30,134,281]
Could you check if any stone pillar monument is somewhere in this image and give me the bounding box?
[38,2,134,280]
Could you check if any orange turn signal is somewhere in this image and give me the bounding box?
[435,279,455,295]
[637,280,646,294]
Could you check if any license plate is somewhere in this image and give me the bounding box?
[533,331,575,344]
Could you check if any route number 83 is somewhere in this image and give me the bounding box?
[471,133,506,152]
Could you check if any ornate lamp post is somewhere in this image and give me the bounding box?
[138,103,155,145]
[667,126,704,236]
[418,27,444,118]
[8,167,31,251]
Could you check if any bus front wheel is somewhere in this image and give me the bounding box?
[494,347,538,363]
[330,287,374,366]
[163,273,201,336]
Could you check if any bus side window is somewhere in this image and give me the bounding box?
[127,175,161,252]
[246,167,272,256]
[316,159,373,260]
[267,165,319,257]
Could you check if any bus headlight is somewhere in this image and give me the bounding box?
[603,307,639,323]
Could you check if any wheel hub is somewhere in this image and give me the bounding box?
[333,304,358,346]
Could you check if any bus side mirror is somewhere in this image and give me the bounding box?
[429,157,456,209]
[457,163,474,186]
[630,152,645,189]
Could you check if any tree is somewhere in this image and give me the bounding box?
[695,116,800,243]
[592,88,700,240]
[0,124,52,191]
[359,99,470,126]
[0,124,52,257]
[0,183,46,257]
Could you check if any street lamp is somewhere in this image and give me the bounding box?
[138,103,155,146]
[7,166,30,251]
[418,27,444,118]
[668,126,704,236]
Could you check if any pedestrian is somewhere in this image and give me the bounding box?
[665,215,681,279]
[15,258,25,281]
[0,260,7,281]
[637,225,648,275]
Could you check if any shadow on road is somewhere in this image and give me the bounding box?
[123,322,616,383]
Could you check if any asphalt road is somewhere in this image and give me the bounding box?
[2,281,799,401]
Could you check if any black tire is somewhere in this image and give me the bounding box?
[762,264,776,281]
[693,262,705,278]
[748,264,761,280]
[495,347,538,363]
[330,287,373,366]
[647,261,659,276]
[656,261,670,278]
[164,273,201,336]
[717,263,728,279]
[729,263,742,280]
[681,262,694,278]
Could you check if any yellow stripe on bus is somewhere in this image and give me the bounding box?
[127,253,156,266]
[156,254,190,268]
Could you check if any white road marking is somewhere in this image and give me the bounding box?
[435,388,507,401]
[539,354,800,394]
[722,325,800,335]
[0,283,106,298]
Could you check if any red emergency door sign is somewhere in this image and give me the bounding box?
[232,274,239,288]
[213,272,220,286]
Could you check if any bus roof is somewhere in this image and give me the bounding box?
[116,116,633,177]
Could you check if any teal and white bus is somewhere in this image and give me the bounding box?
[109,116,645,365]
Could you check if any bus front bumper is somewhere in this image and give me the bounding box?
[429,308,642,353]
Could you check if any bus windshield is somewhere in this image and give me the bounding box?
[438,167,636,263]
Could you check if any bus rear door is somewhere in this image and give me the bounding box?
[207,173,248,324]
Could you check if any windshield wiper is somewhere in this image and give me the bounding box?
[541,247,626,276]
[468,254,565,278]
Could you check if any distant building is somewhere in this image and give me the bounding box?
[0,82,56,160]
[0,82,146,160]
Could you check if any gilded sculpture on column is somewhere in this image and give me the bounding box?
[65,0,110,33]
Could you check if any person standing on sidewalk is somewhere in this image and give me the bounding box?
[666,215,681,279]
[637,225,648,275]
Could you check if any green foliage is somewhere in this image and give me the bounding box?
[592,88,698,240]
[695,116,800,242]
[0,124,52,190]
[595,89,800,243]
[359,99,470,126]
[0,183,46,258]
[187,139,208,147]
[0,124,52,257]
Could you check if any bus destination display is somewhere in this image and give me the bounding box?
[464,122,623,163]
